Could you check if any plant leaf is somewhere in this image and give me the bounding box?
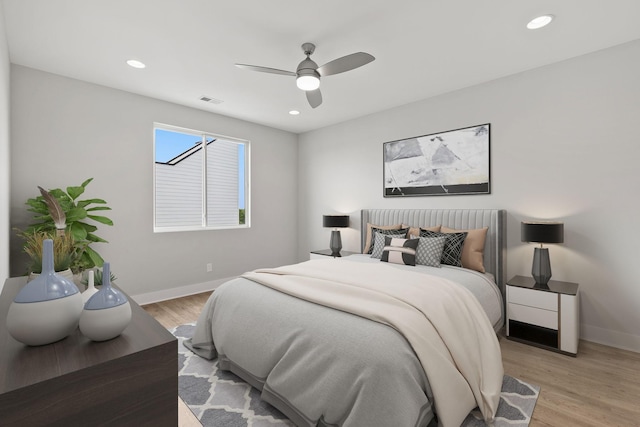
[65,206,88,222]
[26,198,48,211]
[84,246,104,267]
[81,178,94,188]
[77,198,108,207]
[87,215,113,226]
[69,222,88,240]
[78,222,98,233]
[66,185,85,200]
[48,188,67,199]
[86,233,108,243]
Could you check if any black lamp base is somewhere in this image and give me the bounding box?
[329,230,342,256]
[532,247,552,285]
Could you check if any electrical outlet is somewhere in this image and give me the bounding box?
[206,263,213,272]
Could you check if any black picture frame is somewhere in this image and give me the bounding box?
[383,123,490,197]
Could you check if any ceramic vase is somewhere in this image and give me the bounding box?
[79,262,131,341]
[28,268,74,283]
[7,239,83,346]
[81,270,99,304]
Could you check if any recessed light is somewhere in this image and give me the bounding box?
[527,15,554,30]
[126,59,146,69]
[289,110,300,116]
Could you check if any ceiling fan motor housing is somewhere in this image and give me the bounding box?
[297,57,320,78]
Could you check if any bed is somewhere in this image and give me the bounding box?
[187,208,506,427]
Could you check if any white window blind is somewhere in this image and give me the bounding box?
[153,124,249,232]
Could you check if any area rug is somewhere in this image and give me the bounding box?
[172,324,539,427]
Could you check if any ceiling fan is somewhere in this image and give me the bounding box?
[235,43,375,108]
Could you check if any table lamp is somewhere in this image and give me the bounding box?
[323,215,349,256]
[521,221,564,285]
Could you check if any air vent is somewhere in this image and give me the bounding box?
[199,96,223,104]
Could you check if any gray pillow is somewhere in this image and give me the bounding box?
[367,227,409,254]
[412,235,447,267]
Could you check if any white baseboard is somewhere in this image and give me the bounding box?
[131,276,236,306]
[581,323,640,353]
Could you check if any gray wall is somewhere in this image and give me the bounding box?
[298,40,640,352]
[0,4,10,283]
[10,65,298,298]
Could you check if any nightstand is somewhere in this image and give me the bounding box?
[506,275,580,356]
[310,249,358,260]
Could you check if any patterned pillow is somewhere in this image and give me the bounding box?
[370,228,409,258]
[363,223,403,254]
[420,229,468,267]
[411,235,447,267]
[381,236,419,266]
[441,226,488,273]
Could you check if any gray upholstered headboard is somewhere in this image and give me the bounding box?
[361,209,507,291]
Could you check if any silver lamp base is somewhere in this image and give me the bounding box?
[329,230,342,256]
[532,247,552,285]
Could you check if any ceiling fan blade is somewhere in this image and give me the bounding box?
[306,89,322,108]
[235,64,296,76]
[317,52,375,77]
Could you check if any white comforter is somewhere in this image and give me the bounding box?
[244,258,503,427]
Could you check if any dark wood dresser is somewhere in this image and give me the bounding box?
[0,277,177,426]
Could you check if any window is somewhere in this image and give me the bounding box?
[153,124,249,232]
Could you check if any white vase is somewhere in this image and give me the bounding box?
[79,302,132,341]
[7,239,83,346]
[79,262,131,342]
[82,270,99,304]
[7,296,83,345]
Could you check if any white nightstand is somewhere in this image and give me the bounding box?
[309,249,358,260]
[506,275,580,356]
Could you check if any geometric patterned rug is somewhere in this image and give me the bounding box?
[171,324,540,427]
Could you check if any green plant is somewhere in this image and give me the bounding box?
[25,178,113,272]
[19,231,78,274]
[81,267,117,286]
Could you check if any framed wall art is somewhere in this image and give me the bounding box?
[383,123,490,197]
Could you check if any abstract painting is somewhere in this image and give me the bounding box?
[383,124,490,197]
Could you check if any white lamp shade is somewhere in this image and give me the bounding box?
[296,75,320,91]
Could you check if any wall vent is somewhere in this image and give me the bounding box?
[199,96,223,104]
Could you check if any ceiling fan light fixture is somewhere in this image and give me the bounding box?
[296,75,320,91]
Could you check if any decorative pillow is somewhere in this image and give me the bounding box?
[420,229,468,267]
[381,236,419,266]
[404,224,441,238]
[363,223,403,254]
[370,229,410,259]
[441,226,488,273]
[411,234,447,267]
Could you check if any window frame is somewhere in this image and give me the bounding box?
[153,123,250,233]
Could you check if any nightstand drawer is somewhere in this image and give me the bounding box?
[508,286,558,311]
[508,302,558,330]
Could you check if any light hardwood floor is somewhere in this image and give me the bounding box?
[144,292,640,427]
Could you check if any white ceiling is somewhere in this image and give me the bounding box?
[3,0,640,134]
